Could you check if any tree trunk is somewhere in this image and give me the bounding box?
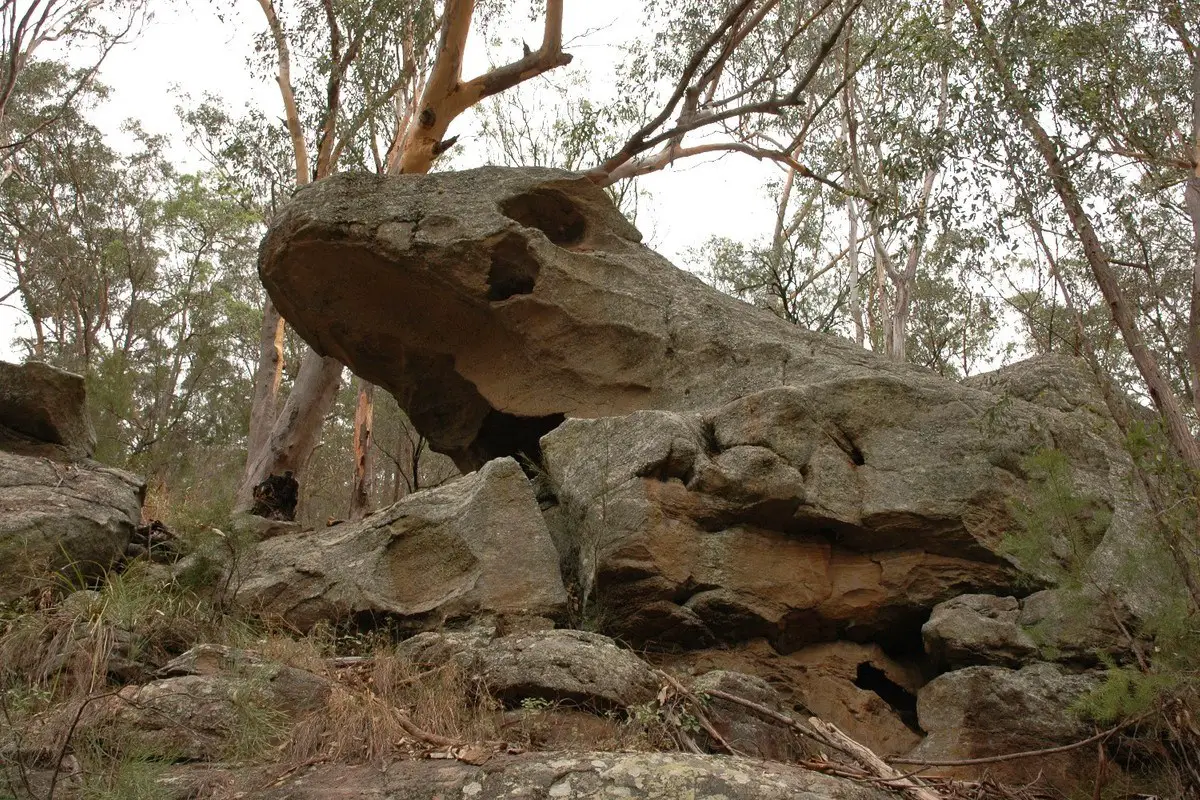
[236,351,343,511]
[966,0,1200,475]
[1186,58,1200,421]
[349,378,375,520]
[243,297,285,477]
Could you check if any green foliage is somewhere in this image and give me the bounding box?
[1076,660,1180,724]
[1002,448,1111,588]
[76,741,171,800]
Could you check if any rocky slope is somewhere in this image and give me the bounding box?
[0,167,1177,799]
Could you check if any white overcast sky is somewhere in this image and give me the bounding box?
[0,1,782,360]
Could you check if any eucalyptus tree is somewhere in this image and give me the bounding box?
[239,0,576,517]
[0,0,147,184]
[0,77,263,484]
[959,0,1200,473]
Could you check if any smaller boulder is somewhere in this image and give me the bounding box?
[479,629,659,711]
[235,458,567,632]
[922,594,1039,668]
[0,360,96,457]
[82,644,331,762]
[908,662,1103,790]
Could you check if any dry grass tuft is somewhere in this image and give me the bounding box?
[284,650,504,766]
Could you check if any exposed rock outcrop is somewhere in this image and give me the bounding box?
[251,751,893,800]
[259,167,950,470]
[235,457,567,632]
[0,359,143,602]
[662,639,922,757]
[251,167,1165,794]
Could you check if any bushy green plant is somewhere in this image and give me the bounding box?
[1002,447,1111,588]
[1004,443,1200,791]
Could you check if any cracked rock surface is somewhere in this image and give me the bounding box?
[251,751,892,799]
[0,359,143,602]
[259,166,941,470]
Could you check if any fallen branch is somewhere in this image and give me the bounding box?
[655,670,746,757]
[701,687,944,800]
[809,717,943,800]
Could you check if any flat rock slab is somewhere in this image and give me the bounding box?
[235,458,567,631]
[258,166,932,470]
[252,751,892,799]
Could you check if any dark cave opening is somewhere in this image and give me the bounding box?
[474,409,567,475]
[487,232,540,301]
[499,189,587,247]
[854,662,921,732]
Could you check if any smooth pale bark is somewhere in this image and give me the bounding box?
[349,379,375,520]
[243,298,285,476]
[395,0,570,174]
[884,3,950,362]
[255,0,309,186]
[237,351,344,508]
[966,0,1200,476]
[846,197,865,347]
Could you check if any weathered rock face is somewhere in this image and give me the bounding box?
[690,669,811,760]
[907,662,1103,788]
[252,752,893,800]
[259,167,938,470]
[0,360,96,458]
[0,360,143,602]
[662,639,922,757]
[255,167,1156,793]
[235,457,567,631]
[535,362,1146,653]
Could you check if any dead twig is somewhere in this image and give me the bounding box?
[655,671,747,758]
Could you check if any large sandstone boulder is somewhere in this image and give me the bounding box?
[259,167,938,470]
[259,167,1157,634]
[235,457,567,631]
[0,360,142,602]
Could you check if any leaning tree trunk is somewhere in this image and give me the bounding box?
[243,298,285,480]
[236,351,343,510]
[1186,59,1200,421]
[966,0,1200,476]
